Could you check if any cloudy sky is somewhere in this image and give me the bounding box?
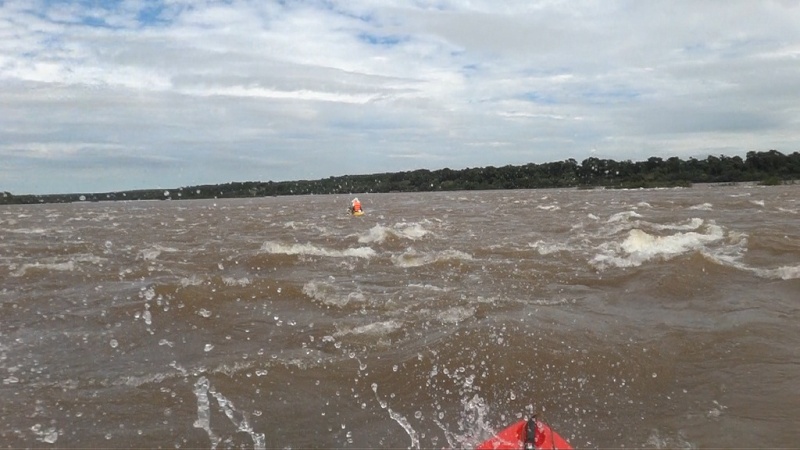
[2,0,799,194]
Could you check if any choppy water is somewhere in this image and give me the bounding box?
[1,185,798,449]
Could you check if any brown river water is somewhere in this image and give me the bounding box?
[1,185,798,449]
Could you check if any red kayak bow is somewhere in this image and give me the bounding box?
[476,416,572,450]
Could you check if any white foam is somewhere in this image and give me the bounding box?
[407,283,447,292]
[31,424,58,444]
[644,429,695,449]
[689,203,713,211]
[359,222,430,244]
[529,240,572,255]
[334,320,403,337]
[222,277,251,287]
[391,249,472,268]
[302,281,367,308]
[651,217,704,231]
[359,225,393,244]
[710,256,800,280]
[437,306,476,324]
[2,227,48,234]
[396,222,430,239]
[137,245,178,261]
[261,241,375,259]
[607,211,643,223]
[180,275,205,287]
[10,260,76,277]
[770,264,800,280]
[591,223,726,270]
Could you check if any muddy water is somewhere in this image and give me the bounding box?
[1,184,798,448]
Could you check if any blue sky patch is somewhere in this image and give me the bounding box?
[521,91,558,105]
[358,32,406,47]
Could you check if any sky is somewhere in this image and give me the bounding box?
[2,0,800,195]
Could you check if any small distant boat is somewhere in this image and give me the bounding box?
[351,210,364,217]
[476,416,572,450]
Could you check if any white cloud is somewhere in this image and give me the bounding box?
[1,0,800,194]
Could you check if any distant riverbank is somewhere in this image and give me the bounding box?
[3,150,798,205]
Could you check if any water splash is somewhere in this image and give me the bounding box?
[372,383,420,449]
[193,376,265,450]
[192,377,220,449]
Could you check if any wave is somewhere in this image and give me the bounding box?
[703,253,800,280]
[529,240,573,255]
[261,241,376,259]
[303,281,368,308]
[10,260,76,277]
[391,248,473,268]
[590,221,731,270]
[8,254,106,277]
[767,265,800,280]
[436,306,477,324]
[333,320,404,337]
[1,227,49,234]
[137,244,179,261]
[358,222,431,244]
[650,217,705,231]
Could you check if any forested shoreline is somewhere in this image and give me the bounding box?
[2,150,798,205]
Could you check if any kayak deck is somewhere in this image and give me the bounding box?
[476,416,572,450]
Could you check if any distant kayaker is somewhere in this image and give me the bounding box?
[350,198,362,214]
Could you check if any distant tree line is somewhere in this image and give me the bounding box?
[2,150,798,205]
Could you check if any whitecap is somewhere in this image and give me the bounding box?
[302,281,367,308]
[11,260,76,277]
[334,320,403,337]
[391,249,472,268]
[222,277,251,287]
[261,241,375,259]
[358,225,395,244]
[407,283,447,292]
[651,217,704,231]
[396,222,430,239]
[607,211,643,223]
[180,275,205,287]
[591,224,726,270]
[529,240,572,255]
[437,306,476,324]
[3,227,48,234]
[137,245,178,261]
